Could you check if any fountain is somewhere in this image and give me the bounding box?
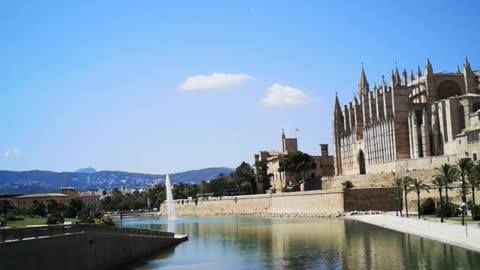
[165,174,177,220]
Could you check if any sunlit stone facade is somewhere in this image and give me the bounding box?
[254,131,334,192]
[333,58,480,176]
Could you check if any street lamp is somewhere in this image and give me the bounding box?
[461,202,468,237]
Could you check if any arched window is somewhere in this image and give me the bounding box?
[437,80,461,100]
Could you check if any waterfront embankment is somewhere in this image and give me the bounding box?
[0,224,187,270]
[162,188,397,217]
[347,213,480,253]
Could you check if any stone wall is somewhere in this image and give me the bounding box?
[163,188,396,216]
[0,225,183,270]
[344,188,396,212]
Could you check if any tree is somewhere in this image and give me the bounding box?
[342,180,354,192]
[205,174,235,197]
[254,160,271,193]
[47,199,65,215]
[434,163,459,205]
[432,176,446,223]
[468,163,480,205]
[400,177,413,218]
[64,198,84,218]
[231,162,256,194]
[31,200,47,217]
[278,151,316,184]
[411,178,429,219]
[147,183,166,209]
[46,199,65,225]
[0,200,14,222]
[456,158,473,226]
[392,179,403,217]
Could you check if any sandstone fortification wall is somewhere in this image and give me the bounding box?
[163,188,396,216]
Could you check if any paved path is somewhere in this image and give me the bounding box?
[347,213,480,253]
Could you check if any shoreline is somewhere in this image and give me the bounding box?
[347,213,480,254]
[155,210,381,219]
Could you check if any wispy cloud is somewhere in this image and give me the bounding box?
[178,73,252,91]
[260,83,311,108]
[4,148,22,158]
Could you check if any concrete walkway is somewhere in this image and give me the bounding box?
[347,213,480,253]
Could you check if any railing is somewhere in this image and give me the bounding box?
[81,224,174,238]
[0,224,174,244]
[0,224,83,243]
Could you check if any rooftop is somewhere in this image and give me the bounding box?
[14,193,70,199]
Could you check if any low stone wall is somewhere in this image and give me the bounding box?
[326,169,439,190]
[269,190,344,215]
[163,188,396,217]
[344,188,396,212]
[0,225,185,270]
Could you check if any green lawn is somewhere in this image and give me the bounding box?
[0,217,78,228]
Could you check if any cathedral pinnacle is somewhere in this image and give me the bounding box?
[358,67,369,96]
[425,58,433,74]
[463,57,472,73]
[334,93,341,112]
[394,66,400,84]
[401,68,407,85]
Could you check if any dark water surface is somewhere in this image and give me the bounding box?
[119,216,480,270]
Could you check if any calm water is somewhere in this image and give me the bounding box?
[119,217,480,270]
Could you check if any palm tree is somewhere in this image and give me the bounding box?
[456,158,473,226]
[411,178,430,219]
[392,178,403,216]
[467,163,480,205]
[434,163,459,205]
[432,176,446,223]
[401,176,414,218]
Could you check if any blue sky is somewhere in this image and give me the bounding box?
[1,1,479,174]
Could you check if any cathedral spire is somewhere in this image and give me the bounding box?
[456,65,460,74]
[410,69,415,82]
[334,92,341,112]
[394,66,400,84]
[401,68,407,85]
[425,58,433,74]
[358,67,369,96]
[463,56,472,73]
[417,65,422,77]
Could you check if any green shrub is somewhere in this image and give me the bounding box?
[436,202,461,217]
[419,198,436,215]
[94,211,103,219]
[6,213,24,221]
[46,213,64,225]
[471,205,480,221]
[78,210,95,224]
[63,207,77,219]
[101,215,115,226]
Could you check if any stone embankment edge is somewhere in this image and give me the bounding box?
[346,214,480,254]
[162,210,382,219]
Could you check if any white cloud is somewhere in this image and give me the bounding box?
[178,73,252,91]
[260,83,311,108]
[4,148,22,158]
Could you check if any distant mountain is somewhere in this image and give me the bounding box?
[75,167,97,174]
[0,167,234,194]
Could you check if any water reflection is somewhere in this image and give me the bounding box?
[120,217,480,270]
